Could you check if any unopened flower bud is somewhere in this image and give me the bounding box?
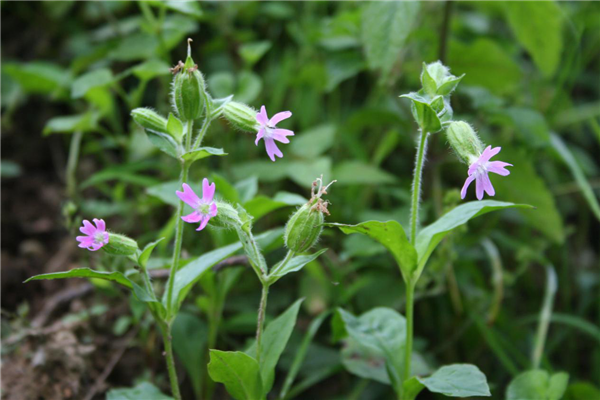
[285,176,335,253]
[171,39,206,122]
[223,101,258,132]
[104,233,139,256]
[131,108,168,134]
[445,121,484,164]
[421,61,464,97]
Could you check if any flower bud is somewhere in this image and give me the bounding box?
[171,39,206,122]
[445,121,484,164]
[211,201,244,229]
[223,101,258,132]
[421,61,464,97]
[131,108,168,134]
[285,176,335,253]
[104,233,139,256]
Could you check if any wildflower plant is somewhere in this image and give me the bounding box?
[328,61,532,400]
[24,39,325,400]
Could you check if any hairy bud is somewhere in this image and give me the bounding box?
[223,101,258,132]
[131,108,168,134]
[445,121,484,164]
[171,39,206,122]
[285,176,335,253]
[104,233,139,256]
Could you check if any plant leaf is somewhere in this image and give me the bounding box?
[208,350,263,400]
[415,201,532,277]
[172,312,207,397]
[145,130,181,158]
[506,370,569,400]
[138,238,165,268]
[71,68,114,98]
[269,248,328,282]
[418,364,491,397]
[327,221,416,282]
[181,147,228,163]
[106,382,174,400]
[400,93,443,133]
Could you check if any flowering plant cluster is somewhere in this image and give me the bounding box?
[26,42,531,400]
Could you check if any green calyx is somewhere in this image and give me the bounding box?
[171,39,207,122]
[223,101,258,133]
[445,121,484,164]
[131,108,168,134]
[104,233,139,256]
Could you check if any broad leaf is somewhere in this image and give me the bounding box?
[106,382,173,400]
[247,299,304,395]
[328,221,416,282]
[208,350,263,400]
[415,201,532,276]
[506,370,569,400]
[418,364,491,397]
[269,248,328,282]
[182,147,228,163]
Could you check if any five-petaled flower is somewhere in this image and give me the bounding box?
[255,105,294,162]
[76,219,109,251]
[176,178,218,231]
[461,146,512,200]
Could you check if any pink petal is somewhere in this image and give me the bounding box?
[89,243,103,251]
[487,161,512,176]
[102,232,109,244]
[272,134,290,144]
[475,175,484,200]
[256,105,269,126]
[481,173,495,196]
[76,236,93,245]
[255,128,265,145]
[264,138,283,162]
[202,178,215,203]
[480,146,501,163]
[209,202,218,217]
[269,111,292,126]
[80,220,96,235]
[461,175,476,199]
[78,242,90,249]
[176,183,201,208]
[272,128,294,143]
[196,215,210,231]
[93,218,106,232]
[182,211,203,223]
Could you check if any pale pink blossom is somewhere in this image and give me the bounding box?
[176,179,218,231]
[461,146,512,200]
[255,105,294,162]
[76,219,109,251]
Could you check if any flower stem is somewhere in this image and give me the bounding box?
[410,130,429,244]
[166,120,194,318]
[66,130,83,200]
[255,283,270,363]
[403,280,415,389]
[193,117,211,149]
[161,324,182,400]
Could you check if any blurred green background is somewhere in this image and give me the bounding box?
[1,1,599,399]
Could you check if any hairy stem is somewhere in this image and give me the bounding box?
[161,325,182,400]
[193,117,211,149]
[66,130,83,200]
[403,280,415,390]
[256,284,270,363]
[410,131,429,244]
[141,266,157,301]
[166,121,194,317]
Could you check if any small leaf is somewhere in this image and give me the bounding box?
[43,112,99,136]
[71,68,114,98]
[131,59,171,81]
[167,113,184,141]
[400,93,443,133]
[421,62,438,97]
[328,221,416,282]
[182,147,228,163]
[106,382,174,400]
[506,370,569,400]
[138,238,165,268]
[210,95,234,120]
[25,268,134,289]
[403,377,425,400]
[418,364,491,397]
[145,130,181,158]
[239,41,272,66]
[208,351,263,400]
[243,192,306,221]
[269,249,328,282]
[436,74,464,96]
[415,201,532,276]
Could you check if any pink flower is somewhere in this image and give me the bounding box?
[176,178,218,231]
[76,219,109,251]
[461,146,512,200]
[255,105,294,162]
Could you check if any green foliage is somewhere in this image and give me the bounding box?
[506,370,569,400]
[106,382,174,400]
[208,351,263,400]
[417,364,491,397]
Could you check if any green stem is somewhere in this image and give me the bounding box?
[409,130,429,244]
[161,325,182,400]
[193,117,211,149]
[403,280,415,387]
[269,250,295,277]
[141,266,157,301]
[256,283,270,363]
[166,121,194,317]
[532,265,557,369]
[66,130,83,200]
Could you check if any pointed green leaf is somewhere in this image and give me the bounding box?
[418,364,491,397]
[138,238,165,268]
[400,93,442,133]
[437,74,464,96]
[507,370,569,400]
[182,147,228,163]
[327,221,416,282]
[145,130,181,158]
[43,112,99,135]
[166,113,184,141]
[71,68,114,98]
[269,249,328,282]
[403,377,425,400]
[415,201,532,276]
[208,350,263,400]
